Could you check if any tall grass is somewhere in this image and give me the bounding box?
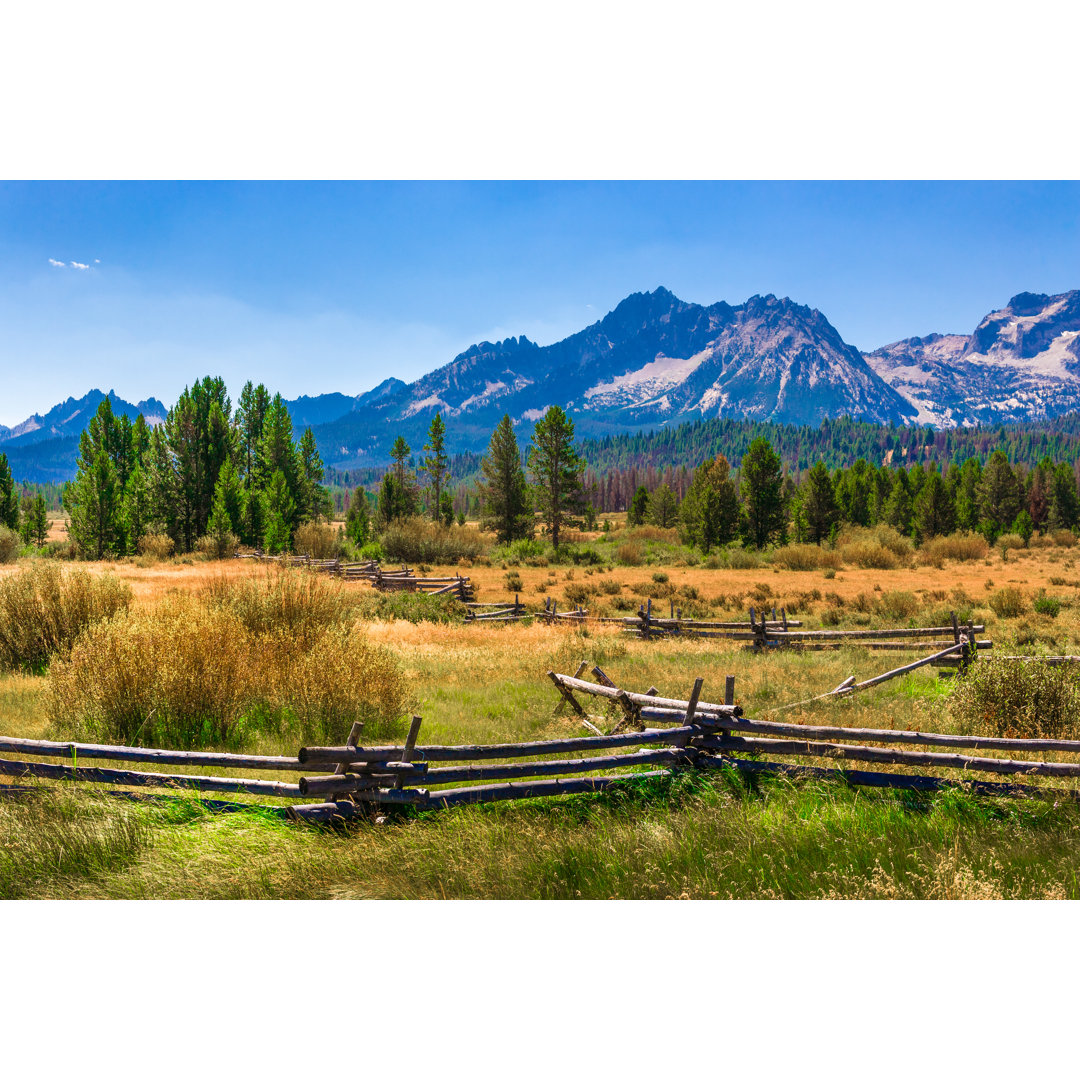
[0,792,151,899]
[0,563,132,673]
[47,589,411,749]
[380,517,490,563]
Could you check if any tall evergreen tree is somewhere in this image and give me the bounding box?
[978,450,1022,538]
[235,381,271,484]
[628,485,649,526]
[802,461,839,543]
[1049,462,1080,531]
[679,455,740,552]
[741,437,786,548]
[528,406,583,548]
[647,484,679,528]
[0,454,17,530]
[914,470,955,540]
[421,413,450,523]
[478,415,533,544]
[263,469,295,554]
[345,486,371,545]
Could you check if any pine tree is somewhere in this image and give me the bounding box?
[122,464,152,554]
[64,408,123,559]
[914,470,955,540]
[297,428,330,522]
[1049,462,1080,531]
[236,381,271,485]
[647,484,679,528]
[263,469,295,554]
[421,413,449,523]
[439,490,455,527]
[209,458,246,537]
[0,454,18,530]
[528,406,583,548]
[802,461,839,543]
[31,494,48,546]
[478,415,533,544]
[18,491,34,544]
[741,437,785,548]
[883,472,914,536]
[978,450,1022,538]
[628,486,649,526]
[346,486,371,545]
[679,456,740,552]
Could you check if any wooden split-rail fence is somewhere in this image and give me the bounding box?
[235,552,474,600]
[6,638,1073,822]
[465,597,528,622]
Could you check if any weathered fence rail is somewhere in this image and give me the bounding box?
[7,648,1074,821]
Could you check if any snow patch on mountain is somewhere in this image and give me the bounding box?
[583,348,712,408]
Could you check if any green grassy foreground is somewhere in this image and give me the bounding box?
[4,554,1080,900]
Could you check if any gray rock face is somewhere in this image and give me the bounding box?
[866,291,1080,426]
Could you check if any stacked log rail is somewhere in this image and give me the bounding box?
[8,654,1080,820]
[0,734,348,818]
[545,667,1080,803]
[465,597,528,622]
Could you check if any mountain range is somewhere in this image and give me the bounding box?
[6,286,1080,482]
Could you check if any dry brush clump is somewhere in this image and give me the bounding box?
[951,657,1080,739]
[834,524,914,570]
[770,544,843,571]
[46,593,410,749]
[293,522,344,560]
[380,517,490,564]
[917,532,990,567]
[0,526,19,564]
[0,562,132,673]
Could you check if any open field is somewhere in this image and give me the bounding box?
[4,538,1080,899]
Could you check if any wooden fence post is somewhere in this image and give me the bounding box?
[394,717,423,789]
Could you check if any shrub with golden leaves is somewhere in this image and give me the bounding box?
[0,563,132,673]
[293,522,343,560]
[771,544,843,571]
[917,531,989,566]
[137,533,175,561]
[46,593,410,749]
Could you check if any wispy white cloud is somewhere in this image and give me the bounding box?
[69,262,90,270]
[48,258,65,268]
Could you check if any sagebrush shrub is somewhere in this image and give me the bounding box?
[951,657,1080,739]
[137,532,175,560]
[918,532,989,566]
[989,586,1026,618]
[293,522,342,560]
[0,526,19,564]
[771,544,843,571]
[380,517,490,563]
[0,563,132,672]
[46,594,409,749]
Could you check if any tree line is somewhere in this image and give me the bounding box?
[58,377,330,558]
[356,407,1080,553]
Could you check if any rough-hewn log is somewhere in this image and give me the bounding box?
[304,748,695,793]
[704,735,1080,779]
[299,725,704,765]
[424,769,673,809]
[549,672,741,717]
[696,754,1080,802]
[0,736,311,772]
[0,757,303,797]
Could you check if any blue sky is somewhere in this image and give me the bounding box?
[1,180,1079,426]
